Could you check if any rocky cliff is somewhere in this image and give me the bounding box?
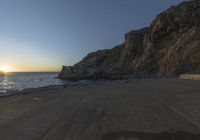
[59,0,200,80]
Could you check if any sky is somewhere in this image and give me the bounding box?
[0,0,185,72]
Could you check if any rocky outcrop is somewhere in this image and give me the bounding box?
[59,45,124,80]
[0,71,5,77]
[180,74,200,80]
[59,0,200,80]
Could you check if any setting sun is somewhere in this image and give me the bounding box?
[0,66,12,72]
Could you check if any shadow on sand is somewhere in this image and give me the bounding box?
[102,130,200,140]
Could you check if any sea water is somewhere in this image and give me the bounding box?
[0,72,111,94]
[0,72,66,92]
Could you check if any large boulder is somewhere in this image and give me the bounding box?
[59,0,200,80]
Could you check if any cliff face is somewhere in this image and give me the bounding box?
[59,0,200,80]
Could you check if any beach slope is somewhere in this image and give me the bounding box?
[0,79,200,140]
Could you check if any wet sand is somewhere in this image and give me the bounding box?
[0,79,200,140]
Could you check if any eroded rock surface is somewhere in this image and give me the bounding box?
[59,0,200,80]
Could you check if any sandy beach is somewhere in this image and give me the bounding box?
[0,79,200,140]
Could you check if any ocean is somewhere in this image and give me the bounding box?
[0,72,66,93]
[0,72,112,94]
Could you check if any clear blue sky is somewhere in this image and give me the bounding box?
[0,0,184,72]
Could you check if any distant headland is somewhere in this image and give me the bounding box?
[59,0,200,80]
[0,71,5,76]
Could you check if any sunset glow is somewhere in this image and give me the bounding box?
[0,66,12,73]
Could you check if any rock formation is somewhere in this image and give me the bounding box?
[59,0,200,80]
[0,71,5,77]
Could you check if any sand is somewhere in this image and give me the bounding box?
[0,79,200,140]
